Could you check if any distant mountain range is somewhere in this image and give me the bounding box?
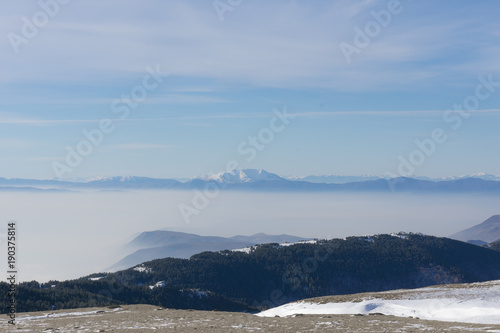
[2,169,500,193]
[285,175,381,184]
[450,215,500,244]
[285,172,500,184]
[108,230,308,271]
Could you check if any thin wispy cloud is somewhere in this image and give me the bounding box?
[294,109,500,117]
[0,118,102,125]
[0,138,42,149]
[148,95,232,105]
[180,123,213,127]
[0,156,65,162]
[1,1,497,90]
[0,0,498,179]
[105,143,173,150]
[4,109,499,127]
[170,87,217,93]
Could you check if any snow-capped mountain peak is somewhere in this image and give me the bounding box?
[198,169,284,183]
[86,176,139,182]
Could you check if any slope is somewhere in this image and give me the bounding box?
[450,215,500,243]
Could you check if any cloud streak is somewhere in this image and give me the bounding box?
[3,109,500,126]
[105,143,173,150]
[1,0,498,91]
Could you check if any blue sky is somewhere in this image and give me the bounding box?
[1,0,499,179]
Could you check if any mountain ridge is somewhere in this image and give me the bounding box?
[450,215,500,243]
[109,230,308,271]
[286,172,500,184]
[2,169,500,192]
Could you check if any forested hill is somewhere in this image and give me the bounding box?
[3,233,500,314]
[110,233,500,306]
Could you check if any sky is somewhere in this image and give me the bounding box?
[1,0,499,180]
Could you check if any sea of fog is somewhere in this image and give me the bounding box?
[0,190,498,282]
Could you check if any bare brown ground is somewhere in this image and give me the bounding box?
[2,304,500,333]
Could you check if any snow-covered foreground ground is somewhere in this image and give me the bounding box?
[257,280,500,325]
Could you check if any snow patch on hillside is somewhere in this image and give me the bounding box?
[149,281,167,289]
[19,307,123,321]
[257,280,500,325]
[88,276,105,281]
[279,240,318,247]
[232,247,253,254]
[133,265,152,273]
[231,240,317,254]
